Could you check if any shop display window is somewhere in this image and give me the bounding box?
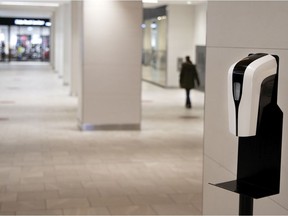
[0,18,50,62]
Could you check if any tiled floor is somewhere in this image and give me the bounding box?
[0,62,204,215]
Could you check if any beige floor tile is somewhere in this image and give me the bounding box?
[16,209,63,215]
[82,180,119,189]
[108,205,157,215]
[129,194,175,205]
[83,189,101,197]
[21,166,55,175]
[116,178,158,188]
[169,193,203,212]
[46,198,90,210]
[56,174,91,182]
[20,176,57,184]
[171,183,203,194]
[97,186,139,196]
[0,211,15,215]
[6,183,45,193]
[135,184,176,195]
[45,182,83,191]
[0,192,17,202]
[0,178,19,186]
[17,190,59,201]
[90,172,127,181]
[63,207,110,215]
[1,200,46,212]
[89,196,133,207]
[152,204,201,215]
[58,188,100,199]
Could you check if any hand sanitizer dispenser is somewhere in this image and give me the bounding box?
[228,53,278,137]
[212,53,283,215]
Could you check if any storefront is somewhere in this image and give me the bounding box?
[0,17,51,62]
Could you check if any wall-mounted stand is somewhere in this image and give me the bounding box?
[211,53,283,215]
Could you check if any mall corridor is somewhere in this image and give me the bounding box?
[0,63,204,215]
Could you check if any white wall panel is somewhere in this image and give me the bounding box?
[63,2,71,86]
[194,3,207,47]
[50,13,55,69]
[167,5,195,87]
[206,1,288,49]
[54,6,63,77]
[204,1,288,214]
[166,4,207,88]
[71,1,82,97]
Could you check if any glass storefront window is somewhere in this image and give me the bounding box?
[1,18,50,62]
[142,16,167,86]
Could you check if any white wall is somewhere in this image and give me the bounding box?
[53,3,72,90]
[62,2,72,86]
[203,1,288,215]
[79,0,142,130]
[166,3,206,88]
[193,3,207,46]
[71,1,82,97]
[167,5,194,87]
[54,5,64,78]
[50,13,55,69]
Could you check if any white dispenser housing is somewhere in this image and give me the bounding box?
[228,54,277,137]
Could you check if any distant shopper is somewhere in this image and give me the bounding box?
[1,42,5,61]
[180,56,200,109]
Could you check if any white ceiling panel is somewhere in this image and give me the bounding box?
[0,0,68,18]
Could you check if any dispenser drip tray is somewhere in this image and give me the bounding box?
[210,180,278,199]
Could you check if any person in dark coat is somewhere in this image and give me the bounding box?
[180,56,200,108]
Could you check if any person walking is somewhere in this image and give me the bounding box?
[1,42,5,61]
[180,56,200,109]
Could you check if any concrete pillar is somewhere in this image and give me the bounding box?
[50,13,55,69]
[71,1,82,97]
[78,0,142,131]
[63,2,72,86]
[53,2,72,90]
[54,5,64,78]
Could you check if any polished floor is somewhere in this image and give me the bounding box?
[0,63,204,215]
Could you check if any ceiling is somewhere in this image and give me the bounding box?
[0,0,206,19]
[0,0,68,18]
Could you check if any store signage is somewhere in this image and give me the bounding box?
[14,19,45,26]
[0,17,50,26]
